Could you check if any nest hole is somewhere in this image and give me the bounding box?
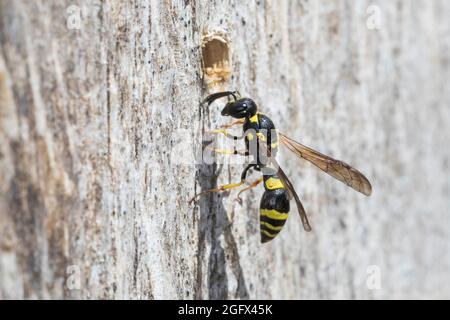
[201,35,231,87]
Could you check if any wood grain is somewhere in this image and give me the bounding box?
[0,0,449,299]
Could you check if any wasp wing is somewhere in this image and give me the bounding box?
[279,133,372,196]
[258,140,312,232]
[276,165,312,232]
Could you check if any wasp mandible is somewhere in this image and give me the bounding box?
[190,91,372,243]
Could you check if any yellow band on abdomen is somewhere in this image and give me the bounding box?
[261,230,277,238]
[260,221,283,231]
[264,177,284,190]
[260,209,288,220]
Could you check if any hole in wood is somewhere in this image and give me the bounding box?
[201,33,231,88]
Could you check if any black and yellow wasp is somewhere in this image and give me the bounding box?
[191,91,372,243]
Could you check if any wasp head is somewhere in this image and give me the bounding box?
[221,98,257,119]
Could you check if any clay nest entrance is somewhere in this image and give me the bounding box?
[201,33,231,88]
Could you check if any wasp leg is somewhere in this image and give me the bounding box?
[206,146,249,156]
[236,178,263,204]
[189,181,245,204]
[189,164,257,204]
[207,129,244,140]
[220,119,245,129]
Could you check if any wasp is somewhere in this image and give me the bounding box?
[191,91,372,243]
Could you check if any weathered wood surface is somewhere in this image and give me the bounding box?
[0,0,449,299]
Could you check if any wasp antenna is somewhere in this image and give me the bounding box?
[202,91,239,106]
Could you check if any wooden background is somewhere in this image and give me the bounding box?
[0,0,449,299]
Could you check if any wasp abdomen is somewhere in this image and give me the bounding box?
[259,177,290,243]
